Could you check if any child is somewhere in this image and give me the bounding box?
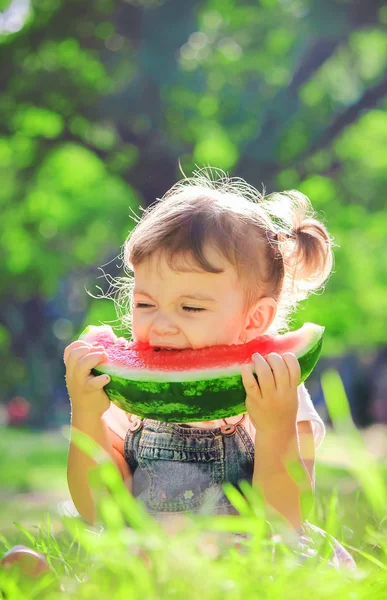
[64,168,356,569]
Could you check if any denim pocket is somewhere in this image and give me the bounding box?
[137,428,225,512]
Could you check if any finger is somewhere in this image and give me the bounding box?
[65,346,96,376]
[252,353,275,397]
[64,341,90,366]
[85,372,111,392]
[265,353,291,390]
[77,352,109,381]
[66,345,106,376]
[282,353,301,388]
[241,364,262,400]
[64,340,106,365]
[65,347,94,380]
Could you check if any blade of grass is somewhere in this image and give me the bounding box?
[63,426,162,535]
[12,522,36,546]
[321,369,387,520]
[343,543,387,571]
[237,480,269,540]
[194,515,257,534]
[321,488,339,562]
[222,482,253,517]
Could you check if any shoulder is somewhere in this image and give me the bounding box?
[102,402,131,439]
[102,404,133,485]
[296,383,326,449]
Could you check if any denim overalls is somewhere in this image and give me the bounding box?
[124,415,253,516]
[123,414,357,570]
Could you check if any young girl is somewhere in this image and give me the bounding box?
[64,168,355,569]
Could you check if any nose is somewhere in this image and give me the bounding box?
[150,314,179,337]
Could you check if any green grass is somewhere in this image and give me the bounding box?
[0,426,69,534]
[0,371,386,599]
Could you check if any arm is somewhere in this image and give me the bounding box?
[241,351,317,531]
[252,420,315,530]
[67,409,131,524]
[64,341,132,525]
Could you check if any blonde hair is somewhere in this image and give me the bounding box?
[104,167,334,336]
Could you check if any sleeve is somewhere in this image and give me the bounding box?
[297,382,326,450]
[102,402,130,439]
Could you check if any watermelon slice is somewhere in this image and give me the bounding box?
[78,323,324,422]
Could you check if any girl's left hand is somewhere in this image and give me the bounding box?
[241,352,301,434]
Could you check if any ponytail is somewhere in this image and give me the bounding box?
[262,190,335,316]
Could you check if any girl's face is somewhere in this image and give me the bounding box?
[132,247,277,349]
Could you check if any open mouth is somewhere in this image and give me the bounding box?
[153,347,184,352]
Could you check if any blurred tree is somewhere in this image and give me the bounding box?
[0,0,386,421]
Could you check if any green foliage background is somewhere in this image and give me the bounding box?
[1,0,386,420]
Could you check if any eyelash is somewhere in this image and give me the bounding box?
[135,303,205,313]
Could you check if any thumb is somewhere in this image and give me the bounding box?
[87,373,111,391]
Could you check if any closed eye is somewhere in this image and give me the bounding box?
[135,303,154,309]
[135,303,205,312]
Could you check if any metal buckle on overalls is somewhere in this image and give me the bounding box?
[220,423,237,436]
[220,414,245,436]
[128,416,143,432]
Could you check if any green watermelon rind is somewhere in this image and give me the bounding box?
[83,324,324,422]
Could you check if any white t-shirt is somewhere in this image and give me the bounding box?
[102,382,325,450]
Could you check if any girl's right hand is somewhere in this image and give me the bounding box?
[64,341,111,416]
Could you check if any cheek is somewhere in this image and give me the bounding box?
[219,308,246,340]
[222,320,244,342]
[193,312,244,346]
[130,312,145,340]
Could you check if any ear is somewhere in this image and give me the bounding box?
[241,297,277,342]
